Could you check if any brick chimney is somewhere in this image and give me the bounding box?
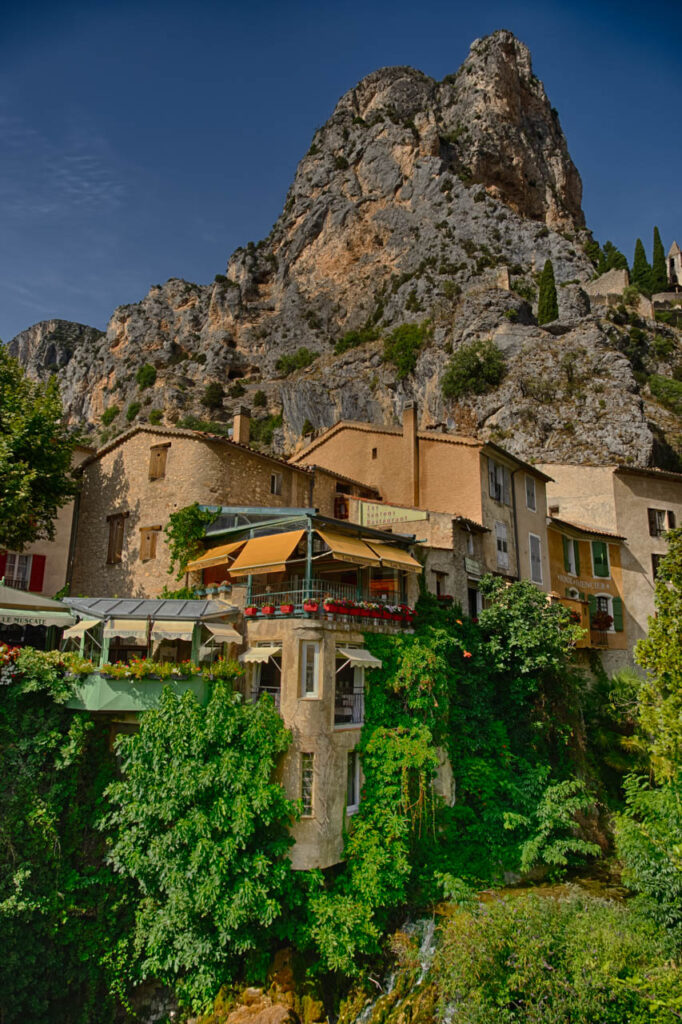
[402,401,420,507]
[233,406,251,445]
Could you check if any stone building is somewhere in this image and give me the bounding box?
[290,405,552,605]
[668,241,682,289]
[539,463,682,656]
[70,423,377,599]
[0,444,94,598]
[546,516,628,673]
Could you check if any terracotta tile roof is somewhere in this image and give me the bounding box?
[548,516,626,541]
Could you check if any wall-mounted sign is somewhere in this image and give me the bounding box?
[359,502,428,528]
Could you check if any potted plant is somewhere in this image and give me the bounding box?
[591,609,613,632]
[280,602,295,614]
[303,599,319,613]
[260,604,276,616]
[245,605,258,617]
[323,597,339,614]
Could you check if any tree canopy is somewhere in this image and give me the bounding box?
[0,346,77,551]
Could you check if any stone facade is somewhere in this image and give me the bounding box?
[291,411,551,594]
[540,462,682,654]
[668,241,682,288]
[70,427,373,599]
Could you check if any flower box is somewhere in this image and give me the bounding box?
[323,602,340,614]
[303,600,319,613]
[260,605,276,616]
[280,603,295,614]
[245,606,258,617]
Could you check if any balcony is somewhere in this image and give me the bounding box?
[4,577,29,591]
[334,690,364,727]
[253,683,281,710]
[66,670,211,712]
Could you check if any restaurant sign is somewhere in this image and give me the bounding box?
[359,502,428,528]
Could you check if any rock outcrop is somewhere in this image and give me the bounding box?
[9,30,682,468]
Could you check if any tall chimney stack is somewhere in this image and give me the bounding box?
[402,401,420,507]
[233,406,251,445]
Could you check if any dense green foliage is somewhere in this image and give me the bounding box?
[383,322,430,378]
[164,502,220,579]
[201,381,225,409]
[0,346,78,550]
[632,238,652,294]
[104,683,296,1008]
[652,226,669,293]
[334,325,380,355]
[0,650,127,1024]
[615,530,682,939]
[649,374,682,416]
[435,892,682,1023]
[250,412,284,446]
[441,339,505,399]
[597,240,629,274]
[135,363,157,390]
[275,347,319,376]
[537,259,559,324]
[101,404,119,426]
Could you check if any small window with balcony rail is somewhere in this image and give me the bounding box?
[347,750,361,813]
[301,752,315,816]
[300,641,320,698]
[335,653,364,727]
[4,552,32,590]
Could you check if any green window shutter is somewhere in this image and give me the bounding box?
[588,594,597,618]
[562,535,571,571]
[592,541,609,577]
[573,541,580,576]
[612,596,624,632]
[579,591,586,601]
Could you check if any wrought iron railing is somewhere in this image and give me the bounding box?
[590,629,609,648]
[253,684,281,709]
[4,577,29,591]
[334,691,364,727]
[248,579,402,606]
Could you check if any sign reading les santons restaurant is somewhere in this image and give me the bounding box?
[358,502,428,528]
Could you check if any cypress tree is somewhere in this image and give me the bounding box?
[602,241,629,272]
[651,226,668,293]
[632,238,652,294]
[537,259,559,325]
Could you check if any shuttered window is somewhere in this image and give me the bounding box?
[106,514,126,564]
[562,536,580,575]
[148,444,170,481]
[525,475,536,512]
[591,541,609,578]
[612,596,624,632]
[648,508,668,537]
[488,459,511,505]
[139,526,161,561]
[529,534,542,584]
[495,522,509,571]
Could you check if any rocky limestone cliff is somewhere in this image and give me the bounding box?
[9,31,682,469]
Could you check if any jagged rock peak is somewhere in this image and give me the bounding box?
[8,319,105,374]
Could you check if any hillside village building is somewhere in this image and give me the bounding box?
[289,405,553,602]
[540,463,682,653]
[69,422,377,599]
[668,241,682,289]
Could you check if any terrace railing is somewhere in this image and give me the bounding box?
[334,691,364,727]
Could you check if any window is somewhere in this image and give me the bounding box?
[525,475,536,512]
[371,448,378,460]
[591,541,610,578]
[588,594,624,632]
[562,536,580,576]
[4,552,32,590]
[652,553,664,579]
[270,472,283,495]
[148,443,170,481]
[529,533,542,584]
[347,750,360,813]
[300,641,320,698]
[139,525,161,561]
[467,587,482,619]
[434,570,448,597]
[495,522,509,570]
[251,647,282,707]
[106,513,126,564]
[335,653,364,726]
[301,752,314,816]
[488,459,511,505]
[648,508,676,537]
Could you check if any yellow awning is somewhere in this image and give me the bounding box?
[239,645,282,663]
[228,530,305,577]
[151,620,194,642]
[205,623,242,644]
[366,541,422,573]
[185,540,246,573]
[315,528,381,567]
[103,619,148,640]
[337,647,383,669]
[63,618,101,639]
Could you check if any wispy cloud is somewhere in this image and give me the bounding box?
[0,105,126,221]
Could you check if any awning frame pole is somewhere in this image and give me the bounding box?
[305,520,313,602]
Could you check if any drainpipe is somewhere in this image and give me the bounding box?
[511,468,521,580]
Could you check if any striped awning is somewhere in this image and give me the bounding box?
[228,531,305,577]
[205,623,242,644]
[151,620,194,642]
[185,540,247,573]
[103,619,148,641]
[337,647,383,669]
[239,645,282,663]
[62,618,101,639]
[315,528,381,567]
[366,541,422,573]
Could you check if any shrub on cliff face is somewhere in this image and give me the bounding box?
[537,259,559,324]
[383,322,430,379]
[441,339,505,399]
[275,347,319,376]
[135,363,157,390]
[201,381,225,410]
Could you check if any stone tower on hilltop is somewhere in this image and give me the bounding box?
[668,241,682,290]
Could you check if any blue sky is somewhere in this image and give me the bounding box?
[1,0,681,341]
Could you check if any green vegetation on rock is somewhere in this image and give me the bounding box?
[135,363,157,390]
[275,347,319,376]
[383,322,430,379]
[537,259,559,324]
[441,339,506,400]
